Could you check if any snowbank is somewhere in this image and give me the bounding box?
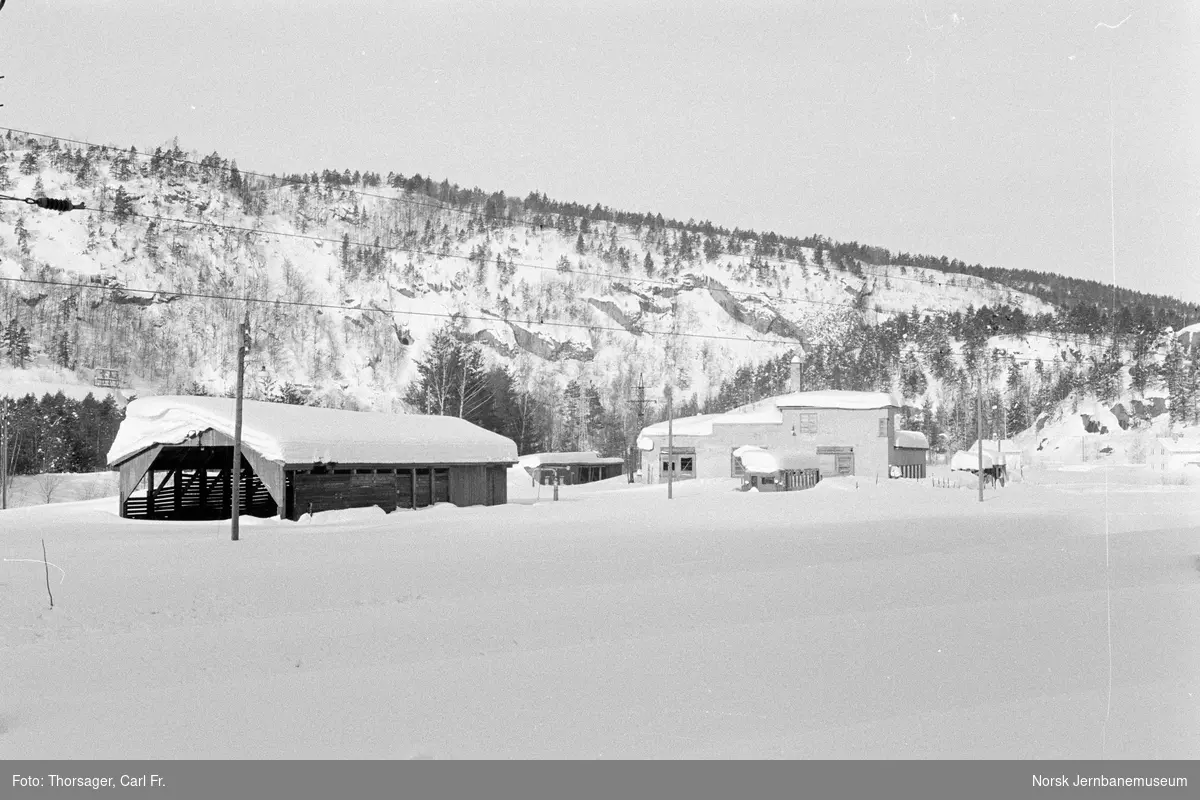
[107,396,519,467]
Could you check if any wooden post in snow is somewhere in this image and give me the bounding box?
[231,312,249,541]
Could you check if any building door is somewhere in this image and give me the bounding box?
[835,452,854,476]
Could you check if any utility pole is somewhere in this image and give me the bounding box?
[627,375,652,483]
[666,384,674,500]
[1,400,8,511]
[231,312,249,541]
[977,370,984,503]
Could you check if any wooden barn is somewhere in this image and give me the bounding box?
[518,452,625,485]
[106,396,518,521]
[890,430,930,478]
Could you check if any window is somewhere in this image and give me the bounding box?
[680,456,694,473]
[798,412,817,434]
[878,417,888,437]
[662,460,671,472]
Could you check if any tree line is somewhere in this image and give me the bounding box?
[1,392,123,482]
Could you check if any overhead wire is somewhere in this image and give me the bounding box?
[0,124,1085,299]
[0,272,1084,367]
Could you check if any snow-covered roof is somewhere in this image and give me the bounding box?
[1155,438,1200,453]
[107,396,518,467]
[639,390,897,438]
[950,450,997,471]
[894,430,930,449]
[733,446,819,474]
[771,390,901,410]
[518,452,625,467]
[965,439,1022,454]
[640,414,723,437]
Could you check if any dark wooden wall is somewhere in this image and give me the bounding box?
[890,448,929,467]
[287,464,509,520]
[292,472,399,518]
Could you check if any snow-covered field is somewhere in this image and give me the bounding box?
[2,468,1198,759]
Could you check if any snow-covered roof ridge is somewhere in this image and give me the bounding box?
[770,390,901,410]
[518,452,625,467]
[107,395,518,467]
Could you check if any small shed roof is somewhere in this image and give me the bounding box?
[733,446,820,475]
[518,452,625,467]
[894,430,930,449]
[107,395,518,468]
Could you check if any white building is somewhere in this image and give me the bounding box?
[638,364,902,483]
[1147,438,1200,472]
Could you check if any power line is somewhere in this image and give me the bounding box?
[0,124,1079,298]
[0,130,1125,354]
[79,202,1081,336]
[0,272,1089,365]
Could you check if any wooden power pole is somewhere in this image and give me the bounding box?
[666,384,674,500]
[627,375,652,483]
[1,401,8,511]
[231,313,249,541]
[977,371,984,503]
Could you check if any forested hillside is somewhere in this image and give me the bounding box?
[1,129,1198,476]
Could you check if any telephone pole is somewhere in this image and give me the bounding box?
[665,384,674,500]
[977,370,984,503]
[231,312,250,541]
[1,400,9,510]
[627,375,653,483]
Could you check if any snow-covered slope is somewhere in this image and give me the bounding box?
[0,135,1059,411]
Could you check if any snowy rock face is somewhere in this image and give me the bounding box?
[0,137,1063,413]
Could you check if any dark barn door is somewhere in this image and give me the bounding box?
[415,469,432,507]
[397,471,414,509]
[433,468,450,504]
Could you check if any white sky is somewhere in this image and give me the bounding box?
[3,0,1197,302]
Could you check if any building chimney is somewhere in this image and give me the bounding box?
[789,355,802,393]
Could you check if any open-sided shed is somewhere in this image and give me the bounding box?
[517,452,625,485]
[106,396,518,520]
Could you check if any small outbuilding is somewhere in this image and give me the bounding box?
[890,430,930,479]
[733,446,821,492]
[518,452,625,485]
[106,396,518,520]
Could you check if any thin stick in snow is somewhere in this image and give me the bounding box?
[42,538,53,609]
